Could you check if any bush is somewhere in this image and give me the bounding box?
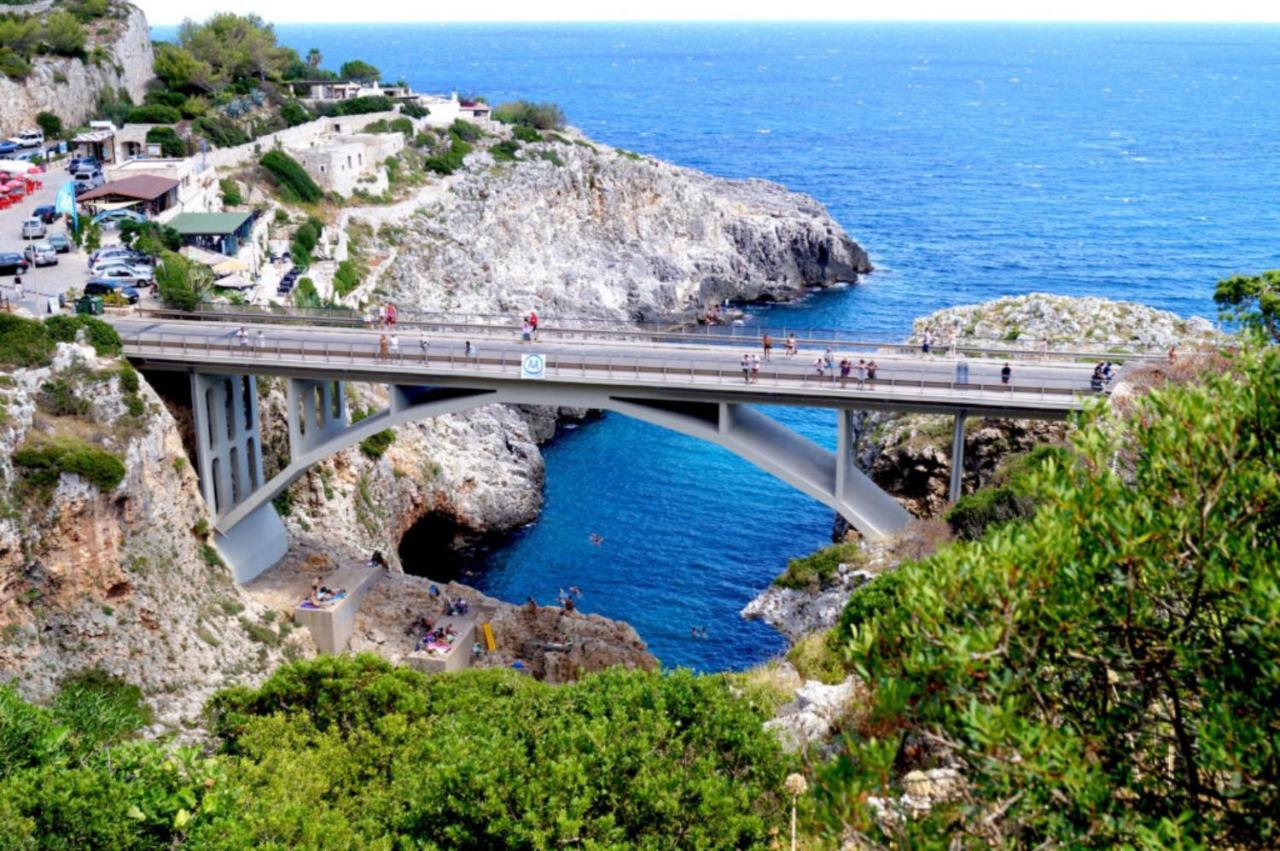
[145,126,185,157]
[424,133,473,175]
[260,149,322,203]
[338,59,379,82]
[219,177,242,206]
[399,101,427,119]
[490,139,520,162]
[125,103,181,124]
[35,111,62,139]
[279,99,310,127]
[155,250,204,311]
[332,260,360,296]
[512,124,543,143]
[774,541,863,591]
[14,437,126,491]
[449,118,484,142]
[944,484,1031,540]
[41,10,86,57]
[38,377,90,417]
[358,427,395,459]
[492,99,566,130]
[0,314,56,368]
[817,343,1280,847]
[0,50,31,80]
[192,114,249,148]
[317,95,395,117]
[143,89,187,108]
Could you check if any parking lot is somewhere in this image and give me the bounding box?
[2,171,115,316]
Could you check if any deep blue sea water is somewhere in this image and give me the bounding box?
[161,22,1280,670]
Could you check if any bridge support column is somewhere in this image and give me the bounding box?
[949,410,967,503]
[287,378,348,461]
[190,371,286,583]
[836,409,856,504]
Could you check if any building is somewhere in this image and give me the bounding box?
[285,130,405,196]
[458,99,491,120]
[167,211,258,256]
[77,175,181,217]
[105,158,220,219]
[71,123,117,164]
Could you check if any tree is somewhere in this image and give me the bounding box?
[175,13,294,89]
[145,126,186,157]
[35,111,62,139]
[152,42,212,93]
[41,10,86,57]
[154,250,209,311]
[339,59,380,83]
[306,47,322,70]
[1215,269,1279,343]
[82,221,101,254]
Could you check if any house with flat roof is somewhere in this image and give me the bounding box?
[78,175,181,217]
[167,211,257,256]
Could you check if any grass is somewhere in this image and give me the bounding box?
[773,542,864,591]
[13,437,126,493]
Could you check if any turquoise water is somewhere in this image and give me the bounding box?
[170,22,1280,670]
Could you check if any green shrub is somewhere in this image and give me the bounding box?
[817,343,1280,847]
[13,438,126,491]
[830,569,906,648]
[35,111,62,139]
[192,114,249,148]
[490,139,520,162]
[125,103,181,124]
[260,149,322,203]
[774,541,863,591]
[358,427,395,459]
[38,377,90,417]
[41,10,86,57]
[492,99,566,130]
[944,484,1031,541]
[51,670,152,755]
[279,99,310,127]
[0,315,56,368]
[145,126,185,157]
[219,176,242,206]
[0,50,31,81]
[399,101,427,119]
[512,124,543,143]
[76,317,121,357]
[143,89,187,108]
[317,95,395,117]
[332,260,360,296]
[449,118,484,142]
[155,251,204,311]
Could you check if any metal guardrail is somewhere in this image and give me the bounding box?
[122,329,1101,406]
[127,305,1163,367]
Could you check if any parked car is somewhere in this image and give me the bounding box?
[0,252,30,275]
[91,208,147,229]
[84,279,140,304]
[90,257,153,276]
[73,169,105,193]
[90,246,137,263]
[0,140,17,157]
[8,130,44,149]
[32,205,58,224]
[47,233,71,253]
[93,264,153,285]
[22,241,57,267]
[21,217,46,239]
[67,156,100,173]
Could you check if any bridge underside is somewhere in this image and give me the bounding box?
[183,372,926,582]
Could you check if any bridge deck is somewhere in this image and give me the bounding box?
[117,319,1103,418]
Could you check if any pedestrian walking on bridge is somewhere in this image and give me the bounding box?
[866,359,878,385]
[762,333,773,361]
[741,354,751,383]
[378,334,389,361]
[388,334,400,359]
[1001,362,1012,385]
[785,333,797,356]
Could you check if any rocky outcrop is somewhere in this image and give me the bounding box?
[0,341,304,732]
[0,2,154,133]
[365,127,870,320]
[762,663,861,753]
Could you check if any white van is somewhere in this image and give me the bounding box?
[9,129,44,149]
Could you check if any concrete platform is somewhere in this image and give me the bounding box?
[406,612,478,673]
[292,562,383,653]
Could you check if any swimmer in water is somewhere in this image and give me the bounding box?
[589,533,604,546]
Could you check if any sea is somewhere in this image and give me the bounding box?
[160,22,1280,671]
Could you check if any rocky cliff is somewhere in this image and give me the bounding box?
[355,128,870,320]
[0,1,153,134]
[0,338,304,732]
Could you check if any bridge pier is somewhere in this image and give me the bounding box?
[190,371,286,582]
[949,410,967,503]
[287,378,349,460]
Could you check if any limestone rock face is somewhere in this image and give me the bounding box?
[371,134,870,320]
[0,2,154,132]
[765,674,860,753]
[0,343,302,732]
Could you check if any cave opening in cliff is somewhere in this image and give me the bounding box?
[398,511,477,582]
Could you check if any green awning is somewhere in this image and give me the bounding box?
[167,212,254,236]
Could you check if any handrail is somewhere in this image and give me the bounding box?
[121,328,1101,406]
[126,306,1168,366]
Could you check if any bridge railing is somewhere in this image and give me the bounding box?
[123,328,1105,405]
[129,305,1170,366]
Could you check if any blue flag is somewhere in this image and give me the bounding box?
[53,180,77,230]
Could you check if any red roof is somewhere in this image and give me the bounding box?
[78,174,180,202]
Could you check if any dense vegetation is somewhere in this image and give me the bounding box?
[815,343,1280,847]
[14,436,126,491]
[259,150,323,204]
[492,99,567,130]
[0,314,120,368]
[0,0,110,79]
[0,656,793,847]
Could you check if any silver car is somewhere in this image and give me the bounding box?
[22,241,57,267]
[20,217,46,240]
[93,264,153,285]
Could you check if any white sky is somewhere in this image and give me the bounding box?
[138,0,1280,25]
